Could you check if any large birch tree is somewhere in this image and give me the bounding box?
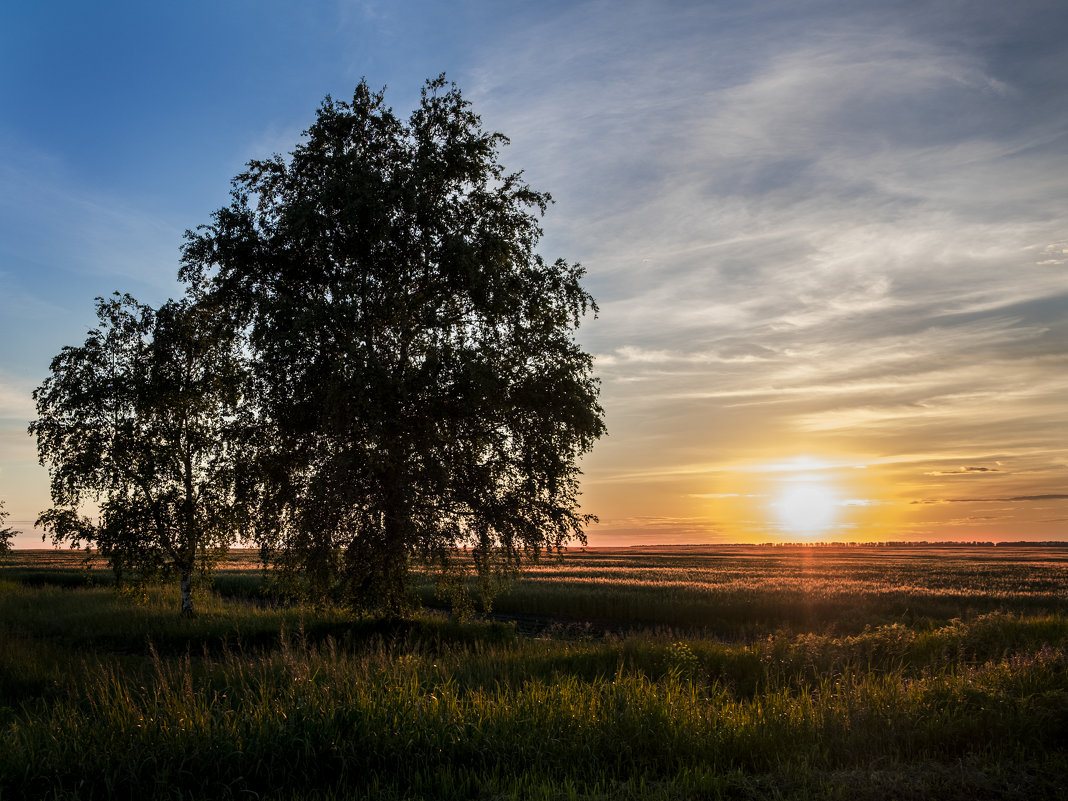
[181,76,605,614]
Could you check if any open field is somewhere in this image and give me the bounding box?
[474,544,1068,634]
[2,545,1067,799]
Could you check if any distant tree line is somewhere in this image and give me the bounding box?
[746,541,1061,548]
[30,77,605,616]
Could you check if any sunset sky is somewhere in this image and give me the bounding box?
[2,0,1066,547]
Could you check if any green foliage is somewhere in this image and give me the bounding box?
[29,294,250,614]
[0,500,16,557]
[181,76,605,614]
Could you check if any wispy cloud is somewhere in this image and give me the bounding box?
[2,0,1065,543]
[470,0,1068,541]
[912,495,1068,504]
[924,466,1002,476]
[0,151,183,294]
[0,370,36,421]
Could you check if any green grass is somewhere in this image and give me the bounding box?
[2,546,1067,799]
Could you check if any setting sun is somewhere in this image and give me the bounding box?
[773,482,839,535]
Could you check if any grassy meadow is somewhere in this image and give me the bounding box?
[2,544,1067,799]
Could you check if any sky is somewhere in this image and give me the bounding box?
[1,0,1066,547]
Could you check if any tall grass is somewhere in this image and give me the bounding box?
[2,603,1067,797]
[3,547,1068,799]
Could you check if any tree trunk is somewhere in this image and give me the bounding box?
[180,567,194,616]
[180,446,197,617]
[380,507,411,617]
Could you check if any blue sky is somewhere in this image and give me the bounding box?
[2,0,1067,546]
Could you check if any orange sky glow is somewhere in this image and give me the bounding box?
[2,2,1067,548]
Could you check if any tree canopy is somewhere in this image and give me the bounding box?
[181,76,605,613]
[30,294,248,614]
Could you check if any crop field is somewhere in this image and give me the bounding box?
[474,544,1068,634]
[2,545,1067,799]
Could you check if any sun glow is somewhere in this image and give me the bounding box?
[773,482,839,535]
[683,453,893,543]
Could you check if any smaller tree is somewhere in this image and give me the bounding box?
[30,294,249,614]
[0,500,18,557]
